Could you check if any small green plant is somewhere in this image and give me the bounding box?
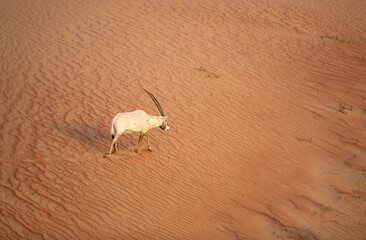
[347,83,355,93]
[320,34,353,43]
[197,63,219,78]
[338,104,353,114]
[296,136,313,143]
[198,62,207,72]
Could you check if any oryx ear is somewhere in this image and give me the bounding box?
[162,116,168,120]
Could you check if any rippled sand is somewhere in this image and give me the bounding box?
[1,0,365,239]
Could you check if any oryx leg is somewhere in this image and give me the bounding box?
[107,132,123,156]
[110,136,118,154]
[114,142,118,154]
[137,132,145,154]
[145,133,152,151]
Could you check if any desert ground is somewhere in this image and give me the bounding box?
[1,0,366,239]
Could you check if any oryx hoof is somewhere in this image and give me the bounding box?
[147,146,152,151]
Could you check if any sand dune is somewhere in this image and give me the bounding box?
[1,0,366,239]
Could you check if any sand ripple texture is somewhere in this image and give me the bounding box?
[1,0,366,239]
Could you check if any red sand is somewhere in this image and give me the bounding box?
[1,0,365,239]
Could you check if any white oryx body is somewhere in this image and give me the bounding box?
[111,110,168,136]
[106,89,170,156]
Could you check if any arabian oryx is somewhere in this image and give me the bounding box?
[106,89,170,156]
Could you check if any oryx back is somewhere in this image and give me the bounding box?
[111,110,150,137]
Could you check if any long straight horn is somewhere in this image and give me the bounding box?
[143,89,165,116]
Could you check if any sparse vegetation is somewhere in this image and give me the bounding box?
[338,104,353,114]
[296,136,313,143]
[208,72,219,78]
[346,83,355,93]
[320,34,353,43]
[198,62,207,72]
[197,63,219,78]
[273,228,318,240]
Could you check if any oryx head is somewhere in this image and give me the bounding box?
[144,89,170,132]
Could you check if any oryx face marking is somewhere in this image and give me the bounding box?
[160,119,170,131]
